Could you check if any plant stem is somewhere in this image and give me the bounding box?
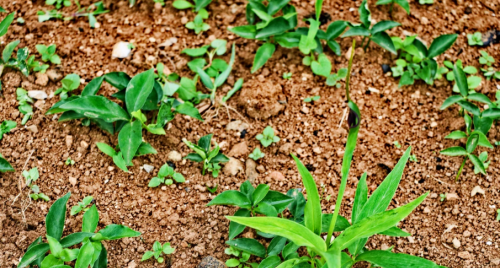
[345,40,356,102]
[363,38,371,52]
[456,157,466,181]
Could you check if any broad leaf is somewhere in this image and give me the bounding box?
[82,205,99,233]
[356,250,443,268]
[252,42,276,73]
[226,238,266,258]
[125,69,155,113]
[46,192,71,241]
[118,120,142,165]
[60,96,130,122]
[207,190,251,208]
[427,34,457,59]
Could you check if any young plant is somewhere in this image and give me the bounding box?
[283,72,292,79]
[16,88,34,125]
[409,154,418,162]
[497,209,500,221]
[18,192,141,268]
[256,126,280,147]
[148,163,185,187]
[173,0,212,34]
[479,51,500,80]
[440,64,499,180]
[45,0,71,9]
[70,196,93,215]
[183,134,229,177]
[206,184,218,193]
[391,34,457,86]
[47,69,202,172]
[467,32,483,46]
[0,120,16,140]
[443,60,481,93]
[393,141,401,148]
[36,44,61,64]
[0,153,14,172]
[221,78,244,103]
[22,167,50,201]
[55,73,80,99]
[304,95,320,103]
[65,157,75,165]
[141,241,175,263]
[439,193,446,202]
[225,247,252,267]
[38,1,109,28]
[342,0,400,53]
[326,68,347,87]
[375,0,410,16]
[419,0,433,3]
[249,148,264,161]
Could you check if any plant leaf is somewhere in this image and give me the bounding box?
[207,190,252,209]
[252,42,276,73]
[226,238,266,258]
[356,250,443,268]
[427,34,458,59]
[118,120,142,165]
[60,96,130,122]
[125,69,155,114]
[46,192,71,241]
[82,204,99,233]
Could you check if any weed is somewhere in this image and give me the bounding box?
[142,241,175,263]
[409,154,418,162]
[0,120,16,140]
[207,184,218,194]
[249,148,265,161]
[22,167,50,201]
[283,72,292,79]
[467,32,483,46]
[55,73,80,99]
[304,96,320,103]
[148,163,185,187]
[326,68,347,87]
[256,126,280,147]
[16,88,33,125]
[45,0,72,9]
[65,157,75,165]
[222,78,244,103]
[376,0,410,16]
[443,60,482,93]
[183,134,229,177]
[173,0,212,34]
[36,44,61,65]
[18,192,141,268]
[393,141,401,148]
[439,193,446,202]
[38,1,109,28]
[478,51,500,80]
[70,196,93,215]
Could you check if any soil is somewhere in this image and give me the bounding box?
[1,0,500,267]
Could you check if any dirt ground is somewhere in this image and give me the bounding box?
[0,0,500,267]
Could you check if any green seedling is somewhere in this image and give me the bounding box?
[17,17,25,24]
[39,1,109,28]
[148,163,185,187]
[439,193,446,202]
[443,60,482,93]
[249,148,264,161]
[225,246,252,268]
[55,73,80,99]
[0,153,14,172]
[183,134,229,177]
[0,120,16,140]
[18,192,141,268]
[173,0,212,33]
[304,96,320,103]
[207,184,218,193]
[153,0,165,6]
[479,51,500,80]
[23,167,50,201]
[409,154,418,162]
[497,209,500,221]
[256,126,280,147]
[222,78,244,103]
[440,64,499,180]
[45,0,71,9]
[342,0,400,53]
[37,10,63,22]
[70,196,93,215]
[326,68,347,87]
[419,0,433,4]
[142,241,175,263]
[376,0,410,16]
[173,0,212,12]
[47,69,202,171]
[283,72,292,79]
[65,157,75,165]
[16,88,34,125]
[36,44,61,64]
[393,141,401,148]
[391,34,457,86]
[467,32,483,46]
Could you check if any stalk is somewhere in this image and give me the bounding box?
[456,157,466,181]
[345,40,355,102]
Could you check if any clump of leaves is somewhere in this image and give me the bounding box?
[45,0,71,9]
[376,0,410,16]
[249,148,264,161]
[38,1,109,28]
[391,34,457,87]
[142,241,175,263]
[23,167,50,201]
[467,32,483,46]
[65,157,75,165]
[283,72,292,79]
[70,196,93,215]
[304,95,320,102]
[206,184,218,193]
[16,88,34,125]
[0,120,16,140]
[440,64,499,180]
[0,153,14,172]
[256,126,280,147]
[173,0,212,34]
[18,192,141,268]
[183,134,229,177]
[36,44,61,65]
[442,60,481,93]
[148,163,185,187]
[479,51,500,80]
[409,154,418,162]
[225,246,252,267]
[55,73,80,99]
[439,193,446,202]
[47,69,202,172]
[326,68,347,87]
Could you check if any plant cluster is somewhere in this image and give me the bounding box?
[18,192,141,267]
[141,241,175,263]
[39,1,109,28]
[70,196,93,215]
[173,0,212,34]
[249,148,264,161]
[16,88,34,125]
[0,120,16,140]
[55,73,80,99]
[148,163,185,187]
[23,167,50,201]
[441,60,481,93]
[183,134,229,177]
[467,32,483,46]
[256,126,280,147]
[479,51,500,80]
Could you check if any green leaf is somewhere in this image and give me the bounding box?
[214,43,236,88]
[252,42,276,73]
[445,131,467,139]
[394,0,410,14]
[0,156,14,172]
[471,130,493,149]
[291,155,322,235]
[226,238,266,258]
[136,142,157,156]
[268,0,290,15]
[75,242,94,268]
[371,20,400,35]
[18,244,50,268]
[457,100,480,117]
[467,93,492,106]
[298,19,319,54]
[81,76,105,96]
[352,173,368,223]
[469,154,485,174]
[3,40,20,62]
[46,192,71,241]
[125,69,155,114]
[60,96,130,122]
[226,216,327,252]
[252,184,270,206]
[321,214,351,233]
[175,101,203,121]
[267,236,287,256]
[46,235,63,258]
[60,232,95,247]
[325,20,347,40]
[94,224,141,240]
[207,190,251,208]
[342,26,371,37]
[371,32,397,54]
[104,72,130,90]
[440,95,463,110]
[359,0,371,28]
[440,146,467,156]
[427,34,457,58]
[141,251,154,261]
[229,25,257,39]
[229,208,251,240]
[482,108,500,119]
[466,134,479,153]
[196,67,214,89]
[254,202,278,216]
[96,142,116,157]
[173,0,194,9]
[41,254,64,267]
[356,250,443,268]
[379,226,411,237]
[315,0,323,22]
[82,205,99,233]
[256,17,292,39]
[261,190,294,213]
[93,245,107,268]
[118,120,142,165]
[311,53,332,77]
[259,256,282,268]
[226,259,240,267]
[0,12,15,37]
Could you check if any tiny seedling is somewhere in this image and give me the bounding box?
[17,17,25,24]
[148,163,185,187]
[479,51,500,80]
[376,0,410,16]
[16,88,33,125]
[326,68,347,87]
[172,0,212,34]
[283,72,292,79]
[183,134,229,177]
[304,96,320,103]
[65,157,75,165]
[70,196,93,215]
[23,167,50,201]
[439,193,446,202]
[142,241,175,263]
[0,120,16,140]
[249,148,265,161]
[45,0,71,9]
[419,0,434,4]
[443,60,481,93]
[409,154,418,162]
[38,1,109,28]
[474,152,490,174]
[256,126,280,147]
[467,32,483,46]
[222,78,244,103]
[393,141,401,148]
[225,246,252,268]
[206,184,218,193]
[55,73,80,99]
[36,44,61,65]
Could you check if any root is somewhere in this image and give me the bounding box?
[11,148,35,228]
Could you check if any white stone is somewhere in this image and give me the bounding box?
[112,42,132,59]
[28,90,48,100]
[143,164,154,173]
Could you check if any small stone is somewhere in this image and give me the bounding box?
[458,251,471,260]
[154,2,162,9]
[181,17,188,24]
[226,120,249,132]
[223,157,244,176]
[269,171,285,181]
[423,207,431,214]
[143,164,154,173]
[345,46,353,61]
[69,176,77,186]
[463,230,471,237]
[407,237,415,243]
[447,193,459,201]
[452,238,461,249]
[256,165,265,173]
[112,42,132,59]
[35,73,49,86]
[430,122,438,128]
[26,125,38,133]
[245,159,258,183]
[491,259,500,265]
[167,151,182,162]
[420,17,429,25]
[127,260,137,268]
[28,90,48,100]
[381,64,390,73]
[46,69,63,82]
[471,185,485,196]
[228,141,248,157]
[80,141,89,150]
[196,256,226,268]
[161,186,167,191]
[159,37,178,48]
[66,136,73,148]
[279,143,293,155]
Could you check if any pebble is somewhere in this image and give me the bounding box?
[167,151,182,162]
[181,17,188,24]
[226,120,249,132]
[452,238,461,249]
[66,136,73,148]
[228,141,248,157]
[471,186,485,196]
[159,37,178,48]
[143,164,154,173]
[127,261,137,268]
[112,42,132,59]
[458,251,471,260]
[46,69,63,82]
[26,125,38,133]
[80,141,89,150]
[345,46,353,60]
[245,159,258,183]
[279,143,293,155]
[69,176,77,186]
[28,90,48,100]
[35,73,49,86]
[268,171,285,182]
[223,157,244,176]
[446,193,459,201]
[430,122,438,128]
